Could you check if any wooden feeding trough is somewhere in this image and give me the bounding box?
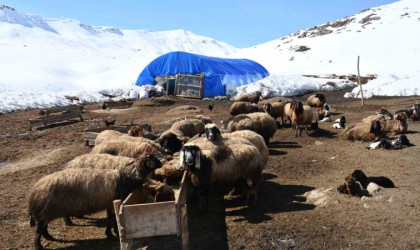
[28,105,84,130]
[99,100,134,110]
[113,172,190,250]
[83,124,151,146]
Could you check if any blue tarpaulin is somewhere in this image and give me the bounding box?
[135,51,269,98]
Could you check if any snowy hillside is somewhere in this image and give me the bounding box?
[0,4,237,94]
[0,1,419,113]
[233,0,420,76]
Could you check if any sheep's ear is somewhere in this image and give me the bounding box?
[179,150,184,169]
[194,151,201,170]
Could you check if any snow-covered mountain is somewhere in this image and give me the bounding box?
[232,0,420,76]
[0,1,419,113]
[0,4,237,93]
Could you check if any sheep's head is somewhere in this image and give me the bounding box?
[339,116,346,128]
[370,120,382,135]
[180,145,201,173]
[394,112,408,121]
[255,91,262,100]
[157,131,184,154]
[351,170,368,187]
[291,100,304,117]
[398,135,411,147]
[263,103,272,113]
[205,123,221,141]
[128,126,145,137]
[137,154,163,178]
[315,93,326,103]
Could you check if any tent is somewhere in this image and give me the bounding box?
[135,51,269,98]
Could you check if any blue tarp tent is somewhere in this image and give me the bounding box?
[135,51,269,98]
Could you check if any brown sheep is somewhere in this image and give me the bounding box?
[28,154,162,250]
[95,130,163,151]
[262,102,284,126]
[306,93,326,113]
[380,112,408,135]
[234,91,262,104]
[341,120,382,142]
[230,101,262,116]
[293,105,314,136]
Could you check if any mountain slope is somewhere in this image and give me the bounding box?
[0,4,237,92]
[233,0,420,75]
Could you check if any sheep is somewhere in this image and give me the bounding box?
[376,108,393,120]
[63,153,162,226]
[28,153,161,250]
[283,101,293,126]
[230,101,262,116]
[95,130,163,152]
[155,118,205,154]
[289,100,314,136]
[91,139,167,161]
[66,153,162,176]
[262,102,284,126]
[380,112,408,135]
[341,120,382,142]
[337,175,368,197]
[224,112,277,144]
[203,123,269,166]
[180,141,265,204]
[234,91,262,104]
[332,116,346,129]
[153,156,185,185]
[366,135,412,150]
[306,93,326,113]
[143,178,176,202]
[410,103,419,121]
[351,170,395,188]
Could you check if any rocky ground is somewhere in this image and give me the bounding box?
[0,89,419,250]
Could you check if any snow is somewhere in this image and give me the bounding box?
[1,0,420,113]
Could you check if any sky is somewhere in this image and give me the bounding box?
[1,0,399,48]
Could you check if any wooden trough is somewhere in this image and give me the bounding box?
[83,124,151,146]
[113,172,190,250]
[99,100,134,110]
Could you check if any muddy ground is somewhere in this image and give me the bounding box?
[0,89,419,250]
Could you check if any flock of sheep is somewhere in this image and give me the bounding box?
[27,91,419,249]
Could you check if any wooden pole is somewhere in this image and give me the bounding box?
[357,56,365,106]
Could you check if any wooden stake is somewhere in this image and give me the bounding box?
[357,56,365,106]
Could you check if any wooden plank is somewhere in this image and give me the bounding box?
[123,188,148,205]
[122,201,178,239]
[180,205,190,250]
[29,112,82,126]
[39,105,83,115]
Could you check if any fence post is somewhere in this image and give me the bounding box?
[357,56,365,106]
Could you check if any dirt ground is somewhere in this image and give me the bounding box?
[0,89,419,250]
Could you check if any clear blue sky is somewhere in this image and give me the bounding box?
[2,0,398,48]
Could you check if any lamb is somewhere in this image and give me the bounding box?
[156,118,206,153]
[91,140,167,161]
[230,101,262,116]
[234,91,262,104]
[203,123,269,165]
[376,108,393,120]
[262,102,284,126]
[180,141,265,204]
[28,153,161,250]
[380,112,408,135]
[366,135,412,150]
[332,116,346,129]
[351,170,395,188]
[306,93,326,113]
[289,100,314,136]
[224,112,276,144]
[341,120,382,142]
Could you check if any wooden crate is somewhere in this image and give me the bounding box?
[82,124,151,146]
[113,172,190,250]
[28,105,84,130]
